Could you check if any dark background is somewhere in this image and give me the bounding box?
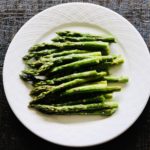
[0,0,150,150]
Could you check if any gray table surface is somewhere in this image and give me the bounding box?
[0,0,150,149]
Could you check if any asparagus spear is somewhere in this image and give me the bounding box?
[30,101,118,114]
[53,71,106,84]
[23,49,89,61]
[49,57,101,75]
[26,52,102,68]
[104,76,129,83]
[30,94,106,105]
[61,84,121,96]
[32,77,108,102]
[52,35,115,43]
[22,54,121,76]
[76,108,117,116]
[31,108,115,115]
[29,41,110,55]
[22,69,39,76]
[28,53,111,71]
[93,55,124,72]
[56,30,89,36]
[53,95,106,105]
[103,93,113,99]
[34,70,100,86]
[32,80,107,99]
[111,55,124,65]
[30,85,53,96]
[51,49,89,57]
[56,31,114,39]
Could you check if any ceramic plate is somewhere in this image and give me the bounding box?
[3,2,150,147]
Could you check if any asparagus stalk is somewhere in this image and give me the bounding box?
[32,77,108,102]
[61,84,121,96]
[31,105,117,115]
[25,55,102,75]
[52,71,106,84]
[23,49,89,61]
[52,35,115,43]
[56,31,114,39]
[111,55,124,65]
[76,108,117,116]
[49,57,101,75]
[54,95,106,105]
[22,69,39,76]
[22,54,121,76]
[30,85,53,96]
[56,30,91,36]
[26,52,102,68]
[29,41,110,55]
[99,56,124,70]
[40,55,113,74]
[30,94,106,105]
[51,49,89,57]
[30,101,118,114]
[104,76,128,83]
[103,93,113,99]
[34,70,100,86]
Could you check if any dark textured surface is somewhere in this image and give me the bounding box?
[0,0,150,149]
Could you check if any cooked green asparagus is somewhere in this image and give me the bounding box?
[30,101,118,114]
[52,35,115,42]
[32,78,108,102]
[22,55,124,76]
[20,30,128,117]
[34,70,100,85]
[56,31,115,42]
[104,76,129,83]
[26,52,102,68]
[29,41,110,55]
[61,84,121,96]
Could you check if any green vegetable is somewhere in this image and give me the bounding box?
[111,55,124,65]
[32,78,108,102]
[24,55,102,75]
[50,57,101,75]
[77,108,117,116]
[26,52,102,68]
[54,95,106,105]
[30,94,106,105]
[29,41,110,55]
[104,76,129,83]
[61,84,121,96]
[103,93,113,99]
[34,70,99,85]
[56,31,115,42]
[20,30,129,117]
[30,85,53,96]
[23,49,89,61]
[51,49,89,57]
[30,101,118,114]
[22,56,124,78]
[52,35,115,43]
[22,69,38,76]
[67,108,117,116]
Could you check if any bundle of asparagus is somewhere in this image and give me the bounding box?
[20,31,128,116]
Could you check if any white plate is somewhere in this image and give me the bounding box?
[3,2,150,147]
